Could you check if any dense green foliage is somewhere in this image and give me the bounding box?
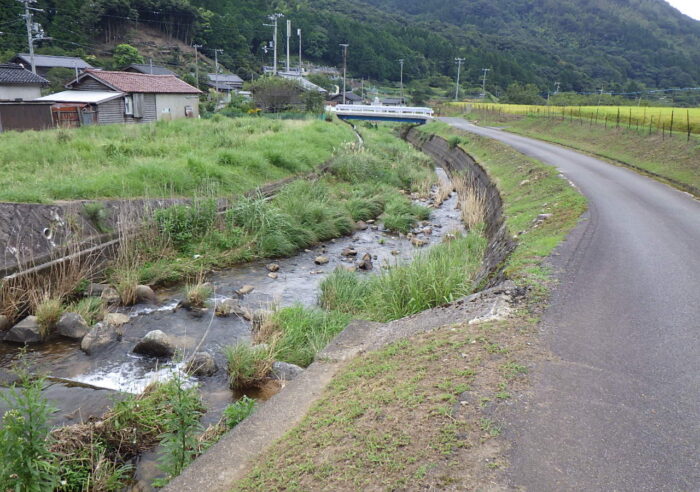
[2,0,699,94]
[320,233,487,322]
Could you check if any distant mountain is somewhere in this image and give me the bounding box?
[1,0,698,94]
[345,0,700,91]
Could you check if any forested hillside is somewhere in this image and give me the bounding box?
[1,0,699,94]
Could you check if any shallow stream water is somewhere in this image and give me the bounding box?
[0,168,463,489]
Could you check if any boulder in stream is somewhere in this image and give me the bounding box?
[100,287,121,305]
[341,248,358,257]
[266,263,280,272]
[271,361,304,381]
[55,312,89,340]
[314,256,329,265]
[185,352,218,377]
[3,316,42,344]
[215,298,250,318]
[104,313,130,327]
[133,330,176,358]
[268,272,278,279]
[236,285,255,296]
[80,323,119,355]
[355,221,368,230]
[135,285,157,304]
[0,315,11,332]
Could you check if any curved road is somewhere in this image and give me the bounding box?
[442,118,700,491]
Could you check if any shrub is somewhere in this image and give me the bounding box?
[154,199,218,252]
[0,373,57,492]
[223,396,257,429]
[155,373,204,487]
[225,343,276,390]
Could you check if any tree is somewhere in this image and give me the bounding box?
[503,82,546,105]
[249,77,302,112]
[44,67,76,93]
[112,44,144,68]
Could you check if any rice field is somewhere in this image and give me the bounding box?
[453,103,700,136]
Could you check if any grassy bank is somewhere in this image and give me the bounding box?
[453,109,700,194]
[0,117,353,203]
[233,124,587,490]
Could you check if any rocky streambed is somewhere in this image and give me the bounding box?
[0,168,465,488]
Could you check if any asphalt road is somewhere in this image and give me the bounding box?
[441,118,700,491]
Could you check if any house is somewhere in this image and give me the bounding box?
[123,64,178,76]
[11,54,92,78]
[327,91,363,106]
[37,69,201,125]
[0,63,49,101]
[206,73,244,103]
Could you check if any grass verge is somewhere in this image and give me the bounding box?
[461,111,700,194]
[232,123,587,490]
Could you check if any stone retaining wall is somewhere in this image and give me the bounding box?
[404,128,516,287]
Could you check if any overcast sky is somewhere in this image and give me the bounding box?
[666,0,700,20]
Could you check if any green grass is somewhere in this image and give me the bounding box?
[224,343,277,390]
[0,118,354,203]
[320,233,487,322]
[261,306,352,367]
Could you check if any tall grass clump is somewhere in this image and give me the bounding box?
[321,233,487,322]
[34,295,64,337]
[225,342,277,390]
[382,193,431,234]
[66,297,105,325]
[256,306,351,367]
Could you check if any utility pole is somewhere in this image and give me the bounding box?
[454,58,465,101]
[213,48,223,92]
[265,13,284,75]
[286,20,291,73]
[547,81,560,104]
[193,44,202,86]
[480,68,491,99]
[398,58,404,104]
[149,57,153,74]
[340,43,349,104]
[297,28,302,74]
[19,0,48,74]
[597,85,605,106]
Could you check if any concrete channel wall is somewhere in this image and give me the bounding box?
[165,130,519,491]
[404,127,516,287]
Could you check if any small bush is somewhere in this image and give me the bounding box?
[447,135,462,149]
[0,373,57,491]
[223,396,256,429]
[225,343,276,390]
[35,296,63,337]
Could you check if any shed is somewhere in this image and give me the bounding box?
[327,91,363,106]
[0,63,49,101]
[0,101,54,132]
[59,70,201,124]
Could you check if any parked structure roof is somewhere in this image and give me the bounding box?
[12,54,93,70]
[0,63,49,85]
[36,90,125,104]
[123,64,177,76]
[72,70,201,94]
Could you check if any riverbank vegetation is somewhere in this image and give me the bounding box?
[234,124,588,490]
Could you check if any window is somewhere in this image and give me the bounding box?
[124,96,133,115]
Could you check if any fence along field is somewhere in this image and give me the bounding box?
[455,103,700,140]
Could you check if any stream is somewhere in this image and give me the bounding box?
[0,168,464,489]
